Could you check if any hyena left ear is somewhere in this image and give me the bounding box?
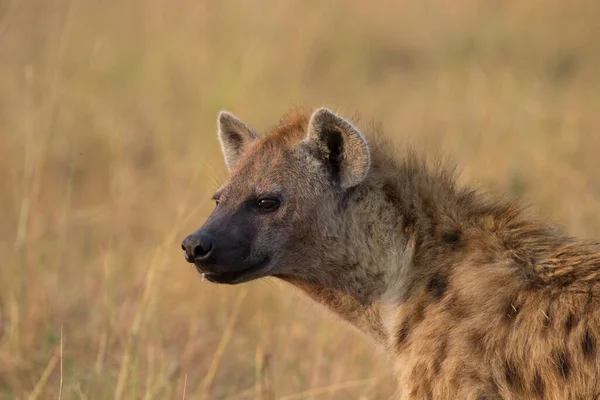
[306,108,370,189]
[217,111,259,170]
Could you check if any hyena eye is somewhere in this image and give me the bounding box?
[256,198,280,212]
[214,199,220,207]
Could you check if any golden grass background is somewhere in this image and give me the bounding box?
[1,0,599,398]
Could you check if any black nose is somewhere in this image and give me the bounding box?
[181,233,213,263]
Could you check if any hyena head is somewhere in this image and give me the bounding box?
[181,108,371,284]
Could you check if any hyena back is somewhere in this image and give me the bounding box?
[181,107,600,399]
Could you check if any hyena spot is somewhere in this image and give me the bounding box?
[553,349,571,379]
[396,319,411,348]
[427,273,449,300]
[533,370,545,397]
[564,312,578,335]
[382,183,402,206]
[582,330,596,359]
[504,360,524,391]
[442,230,461,245]
[469,330,487,354]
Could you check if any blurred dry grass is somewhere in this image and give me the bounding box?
[1,0,599,398]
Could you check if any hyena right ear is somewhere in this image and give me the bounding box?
[305,108,370,189]
[217,111,258,170]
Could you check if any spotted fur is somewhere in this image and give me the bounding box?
[205,107,600,399]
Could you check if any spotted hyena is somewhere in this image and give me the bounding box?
[181,107,600,399]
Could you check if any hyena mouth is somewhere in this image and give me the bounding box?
[197,256,271,284]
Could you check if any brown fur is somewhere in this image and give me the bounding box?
[205,107,600,399]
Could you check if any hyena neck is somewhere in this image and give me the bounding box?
[280,275,388,342]
[282,148,527,345]
[283,153,480,344]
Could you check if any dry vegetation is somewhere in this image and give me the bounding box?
[1,0,599,398]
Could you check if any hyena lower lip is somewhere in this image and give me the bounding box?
[196,256,271,284]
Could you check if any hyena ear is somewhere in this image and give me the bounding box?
[217,111,259,170]
[305,108,370,189]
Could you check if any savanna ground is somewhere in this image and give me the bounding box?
[1,0,599,398]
